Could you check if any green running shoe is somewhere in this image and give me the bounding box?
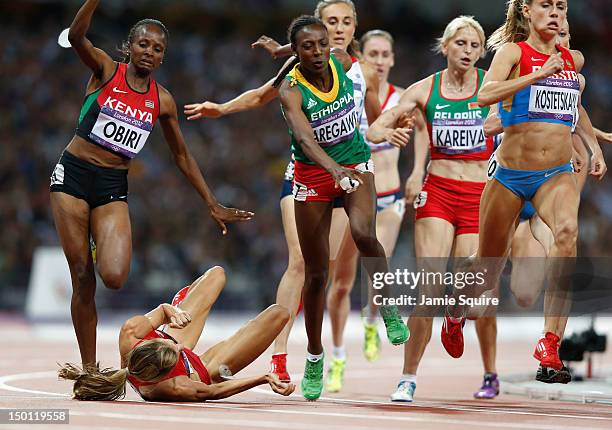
[363,321,381,362]
[380,305,409,345]
[301,356,324,400]
[325,357,346,392]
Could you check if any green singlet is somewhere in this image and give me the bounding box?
[283,55,370,165]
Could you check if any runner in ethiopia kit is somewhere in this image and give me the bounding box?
[367,16,499,402]
[443,0,606,379]
[324,29,428,393]
[50,0,253,370]
[276,15,411,401]
[58,266,295,401]
[482,18,606,385]
[184,0,409,385]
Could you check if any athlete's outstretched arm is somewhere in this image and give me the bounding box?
[184,55,299,119]
[158,85,254,234]
[279,82,361,185]
[366,79,429,146]
[68,0,114,77]
[479,43,564,106]
[184,78,278,120]
[575,106,607,179]
[152,373,294,402]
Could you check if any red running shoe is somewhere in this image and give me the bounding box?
[270,353,291,382]
[441,315,465,358]
[171,286,190,306]
[533,332,563,370]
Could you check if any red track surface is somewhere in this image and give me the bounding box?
[1,320,611,430]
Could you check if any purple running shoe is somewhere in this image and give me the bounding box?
[474,373,499,399]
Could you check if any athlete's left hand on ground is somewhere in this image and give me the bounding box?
[266,373,295,396]
[209,203,255,235]
[590,151,607,180]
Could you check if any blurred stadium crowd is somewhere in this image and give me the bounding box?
[0,0,610,311]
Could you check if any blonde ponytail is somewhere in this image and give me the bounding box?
[487,0,532,51]
[58,339,178,401]
[58,363,128,401]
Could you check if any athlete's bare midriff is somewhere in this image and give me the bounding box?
[497,122,573,170]
[428,158,487,182]
[65,135,131,169]
[371,147,400,192]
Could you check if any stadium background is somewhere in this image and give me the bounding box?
[0,0,610,313]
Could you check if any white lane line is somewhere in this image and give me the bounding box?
[132,401,597,430]
[0,371,68,397]
[68,410,380,430]
[252,373,612,422]
[0,370,609,429]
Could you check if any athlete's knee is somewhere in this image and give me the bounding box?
[514,293,538,308]
[99,266,128,290]
[205,265,226,284]
[286,257,305,277]
[554,219,578,253]
[70,260,96,295]
[330,276,354,299]
[268,304,291,325]
[351,228,379,253]
[305,267,329,288]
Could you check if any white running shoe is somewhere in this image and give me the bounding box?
[390,380,416,402]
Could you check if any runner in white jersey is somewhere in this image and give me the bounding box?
[325,29,428,392]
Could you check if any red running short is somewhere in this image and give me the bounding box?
[293,159,374,202]
[414,173,485,235]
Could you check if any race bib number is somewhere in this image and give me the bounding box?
[312,103,360,147]
[487,152,499,180]
[431,118,486,154]
[528,77,579,122]
[90,106,153,159]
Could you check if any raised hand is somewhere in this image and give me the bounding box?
[251,35,282,59]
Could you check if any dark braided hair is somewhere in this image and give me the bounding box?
[119,19,169,63]
[272,15,327,88]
